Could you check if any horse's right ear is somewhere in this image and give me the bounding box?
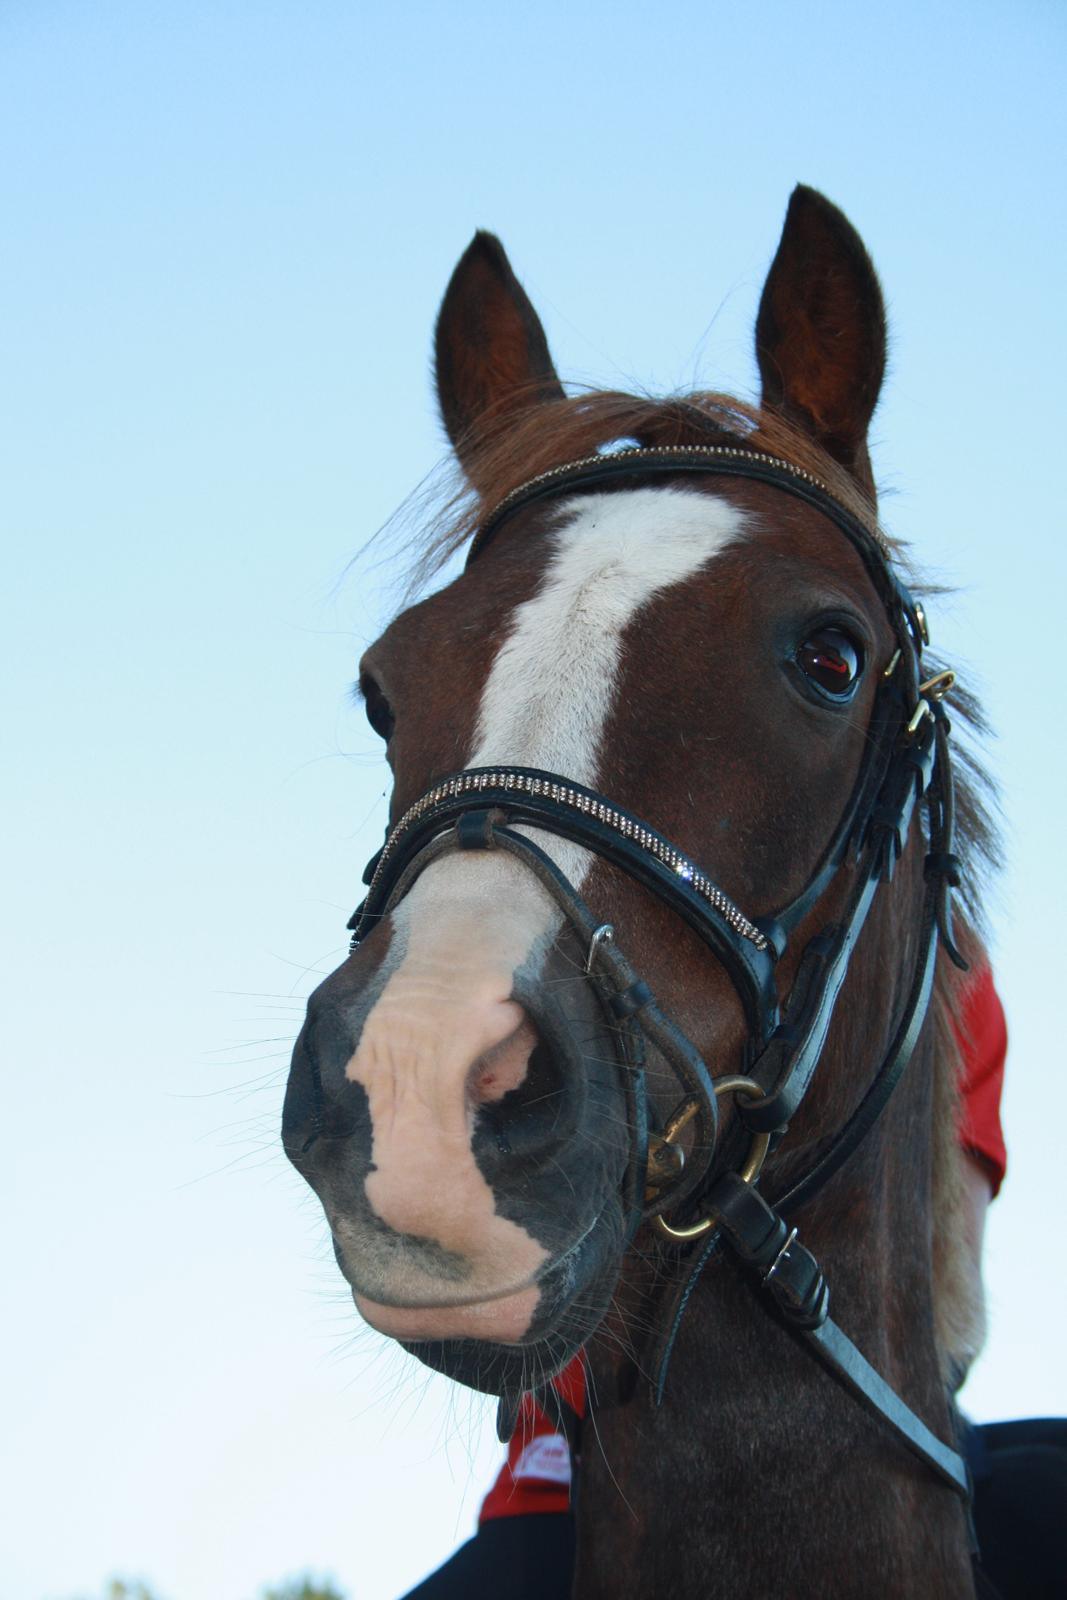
[435,232,564,481]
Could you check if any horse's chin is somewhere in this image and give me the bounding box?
[398,1301,593,1403]
[391,1211,626,1399]
[401,1331,576,1402]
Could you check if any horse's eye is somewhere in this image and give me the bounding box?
[796,629,863,698]
[360,675,395,742]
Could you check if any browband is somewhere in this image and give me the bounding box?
[467,444,921,658]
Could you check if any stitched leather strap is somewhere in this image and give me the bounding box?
[772,708,967,1216]
[470,447,921,650]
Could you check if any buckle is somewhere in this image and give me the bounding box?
[651,1077,771,1241]
[906,668,956,739]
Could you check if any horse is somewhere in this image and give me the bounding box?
[283,186,994,1597]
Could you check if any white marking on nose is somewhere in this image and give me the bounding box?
[346,875,553,1299]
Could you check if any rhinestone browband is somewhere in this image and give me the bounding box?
[471,444,892,564]
[362,768,769,951]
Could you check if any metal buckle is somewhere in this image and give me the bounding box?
[651,1077,772,1241]
[906,668,956,738]
[919,669,956,700]
[763,1226,799,1285]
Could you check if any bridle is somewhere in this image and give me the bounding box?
[347,445,971,1497]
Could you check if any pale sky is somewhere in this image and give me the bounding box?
[3,4,1066,1598]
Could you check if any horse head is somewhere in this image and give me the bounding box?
[283,189,983,1450]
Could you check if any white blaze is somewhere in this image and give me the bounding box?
[469,485,747,884]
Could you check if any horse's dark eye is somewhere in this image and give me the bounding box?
[360,676,395,742]
[796,629,863,698]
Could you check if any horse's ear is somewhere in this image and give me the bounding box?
[435,232,564,479]
[756,186,887,495]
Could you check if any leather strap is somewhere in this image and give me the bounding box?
[929,700,969,972]
[772,706,968,1216]
[802,1320,968,1494]
[774,882,939,1217]
[740,706,938,1139]
[710,1171,829,1327]
[706,1173,968,1495]
[649,1232,724,1405]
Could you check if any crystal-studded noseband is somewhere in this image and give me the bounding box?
[365,770,769,950]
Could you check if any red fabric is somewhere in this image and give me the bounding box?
[479,1357,587,1521]
[481,969,1008,1520]
[953,963,1008,1196]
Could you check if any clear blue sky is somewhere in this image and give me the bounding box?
[3,4,1065,1598]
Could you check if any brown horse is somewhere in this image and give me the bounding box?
[284,187,992,1597]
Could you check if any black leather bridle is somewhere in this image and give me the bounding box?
[348,446,971,1497]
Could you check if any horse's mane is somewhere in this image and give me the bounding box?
[388,382,1000,1369]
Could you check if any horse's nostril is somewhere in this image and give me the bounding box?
[468,1016,540,1105]
[477,1038,568,1163]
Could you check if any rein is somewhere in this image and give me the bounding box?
[348,447,971,1497]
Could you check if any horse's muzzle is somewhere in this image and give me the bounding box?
[283,915,631,1345]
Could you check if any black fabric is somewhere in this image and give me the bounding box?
[399,1513,575,1600]
[966,1419,1067,1600]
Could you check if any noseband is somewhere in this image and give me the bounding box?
[348,446,970,1496]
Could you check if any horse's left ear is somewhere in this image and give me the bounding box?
[435,231,564,481]
[756,186,887,495]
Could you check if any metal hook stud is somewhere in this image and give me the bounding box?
[585,923,615,975]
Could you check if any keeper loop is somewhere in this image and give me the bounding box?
[455,810,497,851]
[925,850,962,888]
